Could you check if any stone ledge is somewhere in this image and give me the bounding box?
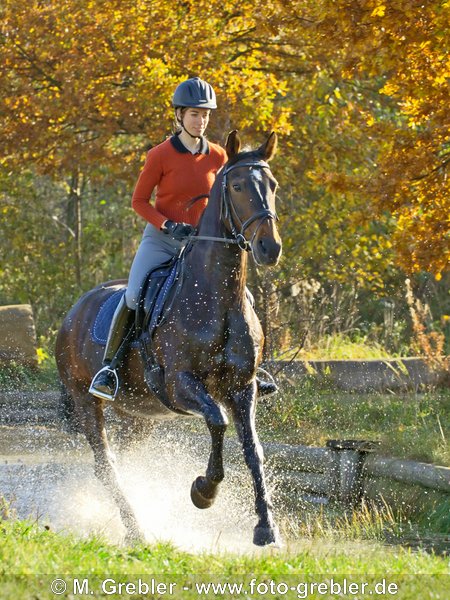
[0,304,38,366]
[266,357,446,392]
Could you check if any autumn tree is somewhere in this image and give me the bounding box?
[1,0,448,349]
[0,0,290,298]
[251,0,450,276]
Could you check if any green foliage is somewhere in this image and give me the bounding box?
[276,333,396,361]
[0,166,139,340]
[259,387,450,467]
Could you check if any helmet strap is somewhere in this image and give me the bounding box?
[176,108,201,140]
[182,123,201,139]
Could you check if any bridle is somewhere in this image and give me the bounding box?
[189,159,278,251]
[221,160,278,251]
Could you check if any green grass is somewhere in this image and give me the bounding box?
[0,333,403,393]
[0,519,448,599]
[277,333,399,360]
[259,384,450,467]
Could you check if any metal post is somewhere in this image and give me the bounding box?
[327,440,381,507]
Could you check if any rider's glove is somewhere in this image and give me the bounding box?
[163,220,196,240]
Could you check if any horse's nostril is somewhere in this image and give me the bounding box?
[259,239,267,254]
[255,237,282,265]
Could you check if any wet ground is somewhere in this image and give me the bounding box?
[1,393,448,556]
[0,420,264,553]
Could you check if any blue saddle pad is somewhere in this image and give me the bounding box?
[91,289,127,346]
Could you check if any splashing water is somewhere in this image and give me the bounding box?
[0,424,264,554]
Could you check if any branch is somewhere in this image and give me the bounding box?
[411,156,450,182]
[13,42,63,90]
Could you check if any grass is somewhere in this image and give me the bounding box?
[259,383,450,467]
[0,333,403,392]
[277,333,399,360]
[0,519,448,599]
[280,497,450,551]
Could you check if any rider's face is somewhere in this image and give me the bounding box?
[179,107,210,136]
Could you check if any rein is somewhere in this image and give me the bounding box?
[188,159,278,251]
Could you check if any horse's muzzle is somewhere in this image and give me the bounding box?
[253,236,282,266]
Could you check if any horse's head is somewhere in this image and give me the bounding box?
[223,131,282,266]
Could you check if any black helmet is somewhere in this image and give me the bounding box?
[172,77,217,109]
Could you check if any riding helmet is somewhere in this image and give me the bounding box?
[172,77,217,109]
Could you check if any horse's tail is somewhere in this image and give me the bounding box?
[57,381,81,433]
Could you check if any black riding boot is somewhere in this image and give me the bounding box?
[89,296,135,401]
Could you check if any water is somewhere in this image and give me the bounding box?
[0,423,264,553]
[2,422,446,556]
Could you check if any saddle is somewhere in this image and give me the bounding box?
[136,253,183,341]
[92,253,183,346]
[90,249,186,405]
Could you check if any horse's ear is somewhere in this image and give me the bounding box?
[225,130,241,159]
[259,131,278,161]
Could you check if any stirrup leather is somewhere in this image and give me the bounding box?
[89,365,119,401]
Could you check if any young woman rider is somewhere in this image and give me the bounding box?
[89,77,277,401]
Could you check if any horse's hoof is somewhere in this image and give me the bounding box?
[190,476,218,509]
[253,524,282,547]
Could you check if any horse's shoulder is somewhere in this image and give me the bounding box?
[227,303,262,330]
[225,306,263,348]
[223,307,263,375]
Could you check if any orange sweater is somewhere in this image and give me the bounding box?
[131,135,227,230]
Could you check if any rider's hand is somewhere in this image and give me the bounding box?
[163,220,196,240]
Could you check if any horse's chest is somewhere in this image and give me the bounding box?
[222,308,263,374]
[162,301,262,380]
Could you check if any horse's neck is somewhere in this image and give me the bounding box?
[189,179,248,303]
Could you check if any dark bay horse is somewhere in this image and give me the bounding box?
[55,130,282,546]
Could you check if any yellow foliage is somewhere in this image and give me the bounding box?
[36,347,50,365]
[371,5,386,18]
[0,0,448,280]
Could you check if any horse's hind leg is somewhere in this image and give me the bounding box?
[231,383,280,546]
[173,371,228,509]
[77,394,144,542]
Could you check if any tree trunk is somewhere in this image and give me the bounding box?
[67,172,82,289]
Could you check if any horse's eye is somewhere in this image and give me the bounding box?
[232,184,241,192]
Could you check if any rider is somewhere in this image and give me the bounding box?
[89,77,277,401]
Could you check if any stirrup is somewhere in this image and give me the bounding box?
[88,366,119,401]
[256,367,278,398]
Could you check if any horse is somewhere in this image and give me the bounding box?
[55,130,282,546]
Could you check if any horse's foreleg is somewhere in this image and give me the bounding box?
[231,382,280,546]
[79,396,144,542]
[173,371,228,508]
